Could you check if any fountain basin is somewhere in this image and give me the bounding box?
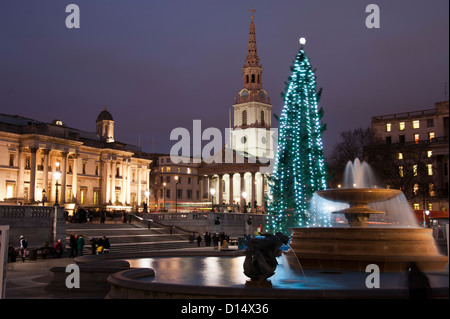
[316,188,403,226]
[289,227,448,272]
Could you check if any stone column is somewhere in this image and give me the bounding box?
[218,174,223,205]
[71,153,78,202]
[137,165,142,207]
[251,172,256,210]
[42,149,50,197]
[126,158,131,204]
[228,173,234,204]
[60,152,68,203]
[261,174,266,212]
[240,173,246,213]
[29,147,38,202]
[17,147,25,198]
[105,158,111,204]
[122,159,127,204]
[111,160,117,205]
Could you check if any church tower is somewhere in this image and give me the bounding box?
[232,9,273,159]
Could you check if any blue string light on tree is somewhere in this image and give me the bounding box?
[267,37,329,234]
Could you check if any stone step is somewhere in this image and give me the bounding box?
[65,222,194,254]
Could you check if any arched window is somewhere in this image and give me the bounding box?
[251,74,255,83]
[242,110,247,126]
[246,75,249,83]
[260,110,265,126]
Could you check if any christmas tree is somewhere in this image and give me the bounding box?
[268,39,329,234]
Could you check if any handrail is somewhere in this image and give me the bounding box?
[129,213,198,238]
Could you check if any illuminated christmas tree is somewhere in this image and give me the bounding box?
[268,39,329,234]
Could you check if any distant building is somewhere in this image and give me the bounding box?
[148,12,273,214]
[0,108,152,212]
[371,101,449,212]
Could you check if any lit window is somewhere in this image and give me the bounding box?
[399,122,405,131]
[413,203,420,210]
[398,152,403,160]
[412,120,420,129]
[413,183,419,195]
[94,190,99,205]
[386,123,391,132]
[429,184,435,197]
[427,164,433,176]
[427,150,432,158]
[399,166,404,177]
[187,168,191,174]
[81,189,86,204]
[428,132,435,141]
[6,183,15,198]
[414,134,420,144]
[427,203,433,211]
[413,165,418,176]
[166,167,171,172]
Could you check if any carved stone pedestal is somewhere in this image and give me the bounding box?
[245,280,272,288]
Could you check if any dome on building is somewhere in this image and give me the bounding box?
[96,107,114,122]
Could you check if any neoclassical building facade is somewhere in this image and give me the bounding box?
[0,109,152,212]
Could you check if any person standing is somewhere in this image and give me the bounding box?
[19,235,28,262]
[77,235,85,256]
[54,239,63,258]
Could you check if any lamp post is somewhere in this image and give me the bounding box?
[174,176,179,213]
[210,188,216,211]
[423,210,430,227]
[42,189,46,206]
[53,170,61,206]
[163,182,166,211]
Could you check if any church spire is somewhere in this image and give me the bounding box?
[245,6,260,67]
[241,8,262,91]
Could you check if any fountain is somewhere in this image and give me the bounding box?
[243,232,290,287]
[287,159,448,272]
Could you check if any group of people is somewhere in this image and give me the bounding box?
[90,236,111,254]
[196,232,230,249]
[68,234,86,257]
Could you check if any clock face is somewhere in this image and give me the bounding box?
[241,91,248,99]
[259,91,265,99]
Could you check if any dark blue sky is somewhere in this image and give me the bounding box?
[1,1,448,157]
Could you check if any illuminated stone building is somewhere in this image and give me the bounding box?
[0,108,152,212]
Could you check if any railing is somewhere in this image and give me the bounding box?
[372,108,438,121]
[0,205,53,219]
[129,213,199,238]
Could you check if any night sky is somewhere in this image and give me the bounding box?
[1,1,448,158]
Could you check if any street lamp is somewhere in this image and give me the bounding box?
[53,170,61,206]
[174,176,179,213]
[163,182,166,211]
[424,210,430,227]
[210,188,216,210]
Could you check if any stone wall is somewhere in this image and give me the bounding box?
[0,205,66,248]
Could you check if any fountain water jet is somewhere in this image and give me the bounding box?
[287,159,447,272]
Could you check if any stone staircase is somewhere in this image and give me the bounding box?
[66,222,196,254]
